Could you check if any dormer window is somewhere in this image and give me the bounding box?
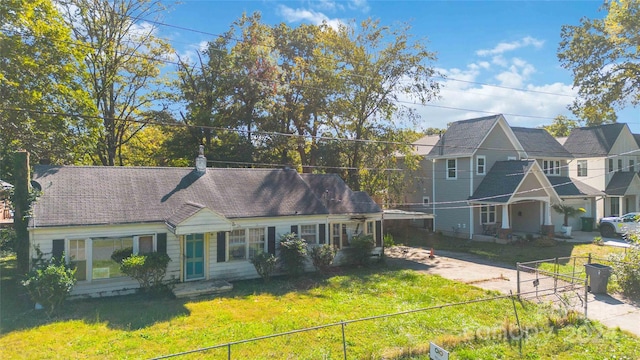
[577,160,587,177]
[476,155,486,175]
[543,160,560,176]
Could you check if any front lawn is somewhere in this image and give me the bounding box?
[389,227,628,266]
[1,255,638,359]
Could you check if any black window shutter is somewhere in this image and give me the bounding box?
[52,239,64,260]
[290,225,298,235]
[217,232,226,262]
[319,224,326,244]
[375,220,382,247]
[267,227,276,255]
[157,233,167,254]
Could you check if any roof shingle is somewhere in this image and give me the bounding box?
[563,123,626,157]
[511,127,573,159]
[30,166,380,228]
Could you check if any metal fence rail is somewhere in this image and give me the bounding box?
[151,289,556,360]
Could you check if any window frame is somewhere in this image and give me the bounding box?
[577,160,588,177]
[299,224,318,245]
[630,160,635,173]
[609,158,614,173]
[228,229,247,261]
[476,155,486,175]
[543,159,560,176]
[247,227,266,259]
[480,205,496,224]
[446,158,457,180]
[618,159,623,172]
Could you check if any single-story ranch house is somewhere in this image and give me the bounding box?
[26,149,387,298]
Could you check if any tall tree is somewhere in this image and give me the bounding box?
[541,115,579,137]
[331,19,440,190]
[0,0,92,174]
[59,0,173,166]
[270,22,340,172]
[558,0,640,124]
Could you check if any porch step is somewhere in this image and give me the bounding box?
[172,279,233,299]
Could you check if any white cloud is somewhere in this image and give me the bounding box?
[348,0,370,12]
[276,4,343,30]
[476,36,545,57]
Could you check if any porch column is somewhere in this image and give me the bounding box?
[497,204,512,241]
[501,205,510,229]
[544,202,552,225]
[541,201,555,238]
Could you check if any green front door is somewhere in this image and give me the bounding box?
[185,233,204,280]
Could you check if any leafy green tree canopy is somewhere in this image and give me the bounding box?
[558,0,640,124]
[541,115,579,137]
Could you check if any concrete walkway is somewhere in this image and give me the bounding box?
[385,246,640,337]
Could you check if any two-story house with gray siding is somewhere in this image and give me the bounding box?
[425,114,601,240]
[562,123,640,235]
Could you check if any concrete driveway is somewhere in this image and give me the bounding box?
[385,246,640,337]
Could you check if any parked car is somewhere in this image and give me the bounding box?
[598,212,640,237]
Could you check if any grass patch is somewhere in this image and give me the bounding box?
[1,255,638,359]
[390,228,627,267]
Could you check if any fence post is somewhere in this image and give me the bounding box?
[341,321,347,360]
[584,273,589,319]
[553,257,560,294]
[227,344,231,360]
[588,253,592,264]
[571,257,576,286]
[516,263,520,299]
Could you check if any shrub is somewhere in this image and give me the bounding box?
[349,234,375,266]
[383,233,395,248]
[609,249,640,300]
[250,251,277,282]
[120,252,171,293]
[0,228,16,253]
[278,233,307,277]
[22,256,77,317]
[309,244,336,273]
[111,247,133,263]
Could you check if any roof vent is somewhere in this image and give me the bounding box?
[195,145,206,173]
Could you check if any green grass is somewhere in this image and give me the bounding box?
[1,254,638,359]
[389,228,628,267]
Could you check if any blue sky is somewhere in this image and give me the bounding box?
[157,0,638,132]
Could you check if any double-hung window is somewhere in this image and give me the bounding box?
[630,160,635,172]
[69,239,87,281]
[608,158,614,173]
[618,159,623,172]
[446,159,457,179]
[248,228,265,258]
[300,224,317,245]
[476,155,486,175]
[229,229,246,261]
[577,160,587,177]
[480,205,496,224]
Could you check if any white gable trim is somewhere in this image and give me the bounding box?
[509,162,561,204]
[168,207,233,235]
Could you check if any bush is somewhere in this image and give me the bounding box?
[250,251,277,282]
[22,256,77,317]
[309,244,336,273]
[610,249,640,300]
[0,228,16,253]
[349,234,375,266]
[120,252,171,293]
[111,247,133,263]
[278,233,307,277]
[383,233,395,248]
